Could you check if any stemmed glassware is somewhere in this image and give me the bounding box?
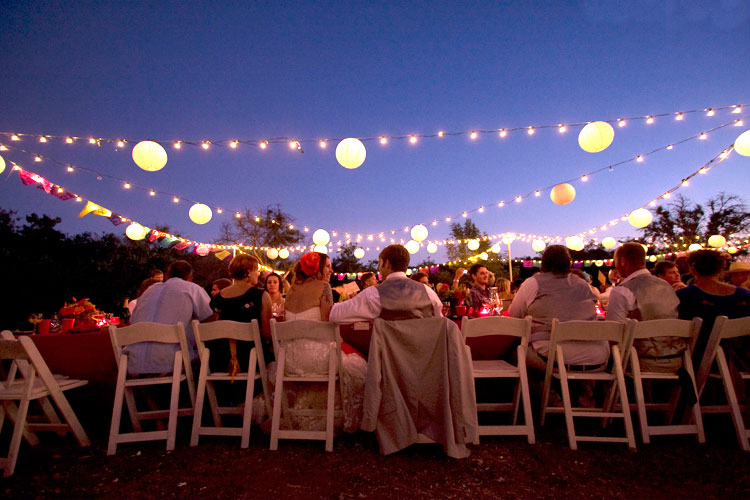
[28,313,43,334]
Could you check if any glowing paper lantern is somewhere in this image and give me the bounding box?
[188,203,212,225]
[313,245,328,254]
[708,235,726,248]
[734,130,750,156]
[0,155,5,174]
[628,208,653,228]
[467,239,480,251]
[335,138,366,169]
[406,269,412,276]
[354,248,365,259]
[479,252,488,260]
[266,248,279,259]
[125,223,147,240]
[411,224,428,242]
[550,183,576,205]
[427,243,438,254]
[532,239,546,253]
[566,236,584,251]
[595,260,604,267]
[312,229,330,246]
[490,242,502,253]
[578,121,615,153]
[278,248,290,259]
[602,237,617,249]
[688,243,702,252]
[649,255,657,263]
[405,240,420,254]
[132,141,167,172]
[728,246,738,254]
[196,244,210,256]
[502,236,515,246]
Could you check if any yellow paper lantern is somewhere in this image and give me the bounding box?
[628,208,653,228]
[550,183,576,205]
[595,260,604,267]
[578,121,615,153]
[467,239,480,251]
[479,252,488,260]
[602,237,617,249]
[649,255,657,263]
[566,236,584,251]
[0,155,5,174]
[354,248,365,259]
[313,245,328,254]
[708,235,726,248]
[312,229,330,246]
[688,243,702,252]
[278,248,290,259]
[132,140,168,172]
[427,243,438,254]
[266,248,279,259]
[411,224,428,242]
[728,246,738,254]
[532,239,546,253]
[188,203,212,225]
[335,138,366,169]
[406,269,413,276]
[734,130,750,156]
[405,240,420,254]
[196,244,210,256]
[125,223,147,240]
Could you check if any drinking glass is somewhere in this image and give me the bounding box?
[28,313,43,334]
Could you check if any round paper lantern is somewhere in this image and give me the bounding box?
[406,269,412,276]
[125,223,147,240]
[405,240,420,254]
[411,224,428,242]
[602,237,617,249]
[467,239,480,251]
[266,248,279,259]
[734,130,750,156]
[312,229,330,246]
[479,252,488,260]
[566,236,584,251]
[708,235,726,248]
[688,243,702,252]
[550,183,576,205]
[0,155,5,174]
[278,248,290,259]
[354,248,365,259]
[628,208,653,228]
[649,255,657,263]
[728,246,738,254]
[188,203,212,225]
[427,243,438,254]
[196,244,210,256]
[313,245,328,254]
[532,239,546,253]
[578,121,615,153]
[502,236,515,246]
[490,242,502,253]
[595,260,604,267]
[132,141,168,172]
[335,138,366,169]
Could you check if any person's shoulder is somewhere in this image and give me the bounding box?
[676,284,698,297]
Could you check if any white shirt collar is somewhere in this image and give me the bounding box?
[384,272,408,281]
[620,268,651,284]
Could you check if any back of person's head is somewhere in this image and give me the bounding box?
[688,250,724,277]
[137,278,160,297]
[294,252,329,282]
[570,269,588,282]
[228,254,259,280]
[511,278,524,293]
[167,260,193,280]
[468,263,487,278]
[496,278,511,294]
[675,256,690,274]
[213,278,231,290]
[360,272,374,288]
[541,245,571,274]
[652,260,677,277]
[410,272,429,283]
[615,242,646,270]
[379,245,409,272]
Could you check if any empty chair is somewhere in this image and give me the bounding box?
[460,315,534,444]
[190,319,270,448]
[107,322,195,455]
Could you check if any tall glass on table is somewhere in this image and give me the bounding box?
[27,313,43,334]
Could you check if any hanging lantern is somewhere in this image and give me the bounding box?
[708,235,726,248]
[595,260,604,267]
[550,183,576,205]
[132,140,168,172]
[649,255,657,263]
[531,239,546,252]
[602,237,616,249]
[566,236,584,251]
[312,229,330,246]
[0,155,5,174]
[410,224,428,242]
[405,240,420,254]
[196,244,210,256]
[467,239,480,251]
[406,269,413,276]
[479,252,488,260]
[125,222,147,240]
[728,246,738,254]
[335,138,366,169]
[278,248,290,259]
[734,130,750,156]
[688,243,702,252]
[502,236,515,246]
[578,121,615,153]
[427,242,438,254]
[354,248,365,259]
[313,245,328,254]
[188,203,212,224]
[490,242,502,253]
[628,208,653,228]
[267,248,279,259]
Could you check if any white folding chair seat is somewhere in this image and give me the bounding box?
[460,316,534,444]
[190,319,271,448]
[269,319,341,452]
[107,322,196,455]
[0,335,90,477]
[540,319,636,450]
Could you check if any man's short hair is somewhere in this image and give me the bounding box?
[652,260,676,277]
[359,272,375,286]
[379,245,409,272]
[540,245,571,274]
[410,272,429,282]
[688,249,724,277]
[167,260,193,280]
[616,242,647,268]
[468,263,487,278]
[213,278,232,290]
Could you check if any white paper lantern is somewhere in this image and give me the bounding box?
[602,237,617,249]
[196,244,210,256]
[0,155,5,174]
[688,243,702,252]
[490,242,502,253]
[278,248,290,259]
[427,242,438,254]
[479,252,488,260]
[595,260,604,267]
[566,236,584,251]
[532,239,546,253]
[189,203,212,224]
[132,140,168,172]
[502,236,514,246]
[708,235,726,248]
[354,248,365,259]
[734,130,750,156]
[313,245,328,254]
[335,138,366,169]
[405,240,420,254]
[578,121,615,153]
[312,229,330,246]
[628,208,653,228]
[411,224,428,242]
[728,246,738,254]
[266,248,279,259]
[550,183,576,205]
[649,255,657,263]
[467,239,480,251]
[125,222,147,240]
[406,269,412,276]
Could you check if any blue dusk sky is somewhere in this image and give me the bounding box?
[0,1,748,263]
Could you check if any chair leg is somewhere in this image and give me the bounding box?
[325,349,336,452]
[270,350,286,450]
[166,352,182,452]
[241,349,258,449]
[557,354,577,450]
[190,351,210,447]
[613,346,636,450]
[511,380,522,426]
[716,347,750,451]
[4,377,34,477]
[107,360,129,455]
[631,353,650,444]
[683,351,706,443]
[38,397,65,437]
[124,387,142,433]
[518,352,535,444]
[206,379,222,427]
[2,401,41,446]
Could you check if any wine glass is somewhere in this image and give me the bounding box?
[28,313,43,334]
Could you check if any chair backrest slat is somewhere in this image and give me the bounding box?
[631,318,702,340]
[460,315,531,346]
[718,316,750,340]
[192,319,263,367]
[550,319,628,345]
[270,319,337,358]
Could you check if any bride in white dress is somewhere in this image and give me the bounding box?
[269,252,366,432]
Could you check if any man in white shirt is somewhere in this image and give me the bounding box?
[330,245,443,323]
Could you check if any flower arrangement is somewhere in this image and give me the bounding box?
[436,284,468,305]
[59,297,99,325]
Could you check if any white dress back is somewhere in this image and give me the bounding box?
[284,307,323,322]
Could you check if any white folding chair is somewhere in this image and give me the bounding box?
[695,316,750,451]
[540,319,636,450]
[460,315,534,444]
[269,319,341,452]
[0,336,90,477]
[107,322,196,455]
[190,319,271,448]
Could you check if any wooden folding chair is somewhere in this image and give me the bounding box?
[627,318,705,444]
[269,319,341,452]
[0,336,90,477]
[540,319,636,450]
[460,315,534,444]
[190,319,271,448]
[695,315,750,451]
[107,322,196,455]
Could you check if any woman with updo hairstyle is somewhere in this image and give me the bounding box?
[284,252,334,321]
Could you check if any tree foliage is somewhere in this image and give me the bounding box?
[445,219,490,262]
[332,242,360,273]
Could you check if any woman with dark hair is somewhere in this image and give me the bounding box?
[264,272,285,318]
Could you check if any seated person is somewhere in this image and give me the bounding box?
[359,272,378,290]
[495,278,514,301]
[210,278,231,297]
[571,269,601,299]
[410,271,430,286]
[264,272,285,318]
[725,261,750,289]
[652,261,687,291]
[128,277,161,314]
[467,264,491,309]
